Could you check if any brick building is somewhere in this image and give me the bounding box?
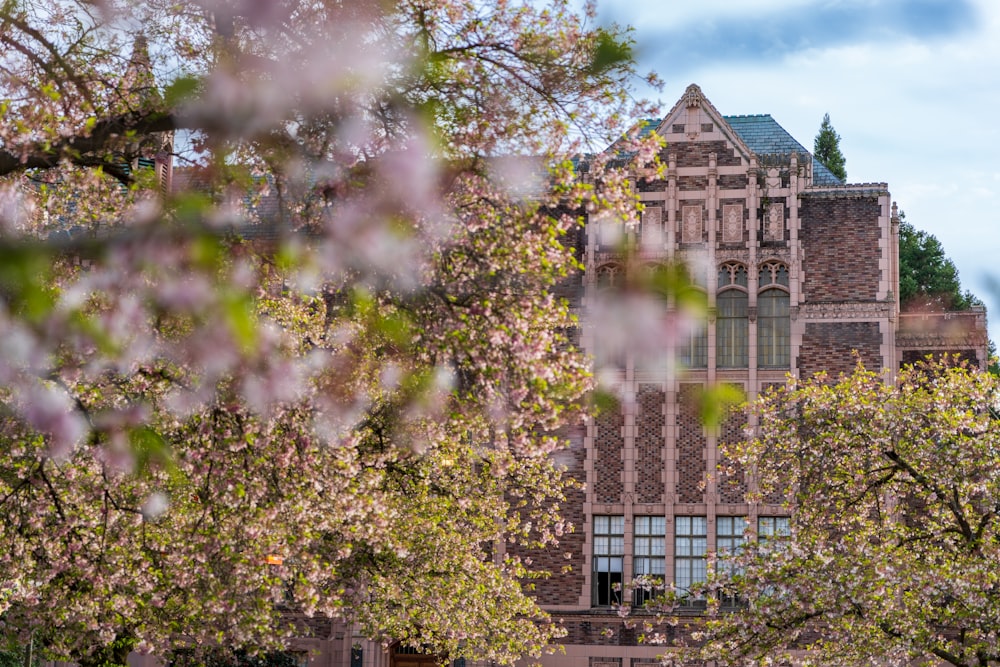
[124,84,990,667]
[509,83,989,667]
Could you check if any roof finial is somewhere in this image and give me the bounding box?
[683,83,704,109]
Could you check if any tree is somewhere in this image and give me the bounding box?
[899,212,977,311]
[0,0,664,664]
[703,359,1000,667]
[813,112,847,182]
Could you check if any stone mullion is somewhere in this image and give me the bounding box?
[788,153,802,377]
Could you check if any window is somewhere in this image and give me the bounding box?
[716,516,747,567]
[677,287,708,369]
[593,515,624,606]
[633,516,666,605]
[594,265,626,369]
[757,263,790,368]
[597,213,622,248]
[596,263,623,290]
[758,516,790,541]
[716,516,747,606]
[674,516,707,598]
[717,264,748,367]
[757,517,790,597]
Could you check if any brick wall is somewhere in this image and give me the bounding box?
[559,615,702,646]
[759,383,788,504]
[595,409,624,503]
[717,398,747,505]
[799,195,882,302]
[798,321,883,378]
[678,176,708,192]
[676,384,706,503]
[635,384,665,504]
[670,141,741,168]
[718,174,746,190]
[511,427,588,606]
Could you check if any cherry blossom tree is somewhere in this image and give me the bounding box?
[0,0,664,664]
[702,359,1000,667]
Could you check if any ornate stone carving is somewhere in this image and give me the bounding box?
[765,202,784,241]
[722,203,742,243]
[798,302,893,319]
[641,206,663,249]
[682,83,704,108]
[681,204,702,244]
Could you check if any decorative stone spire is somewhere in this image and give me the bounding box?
[682,83,704,109]
[123,34,158,104]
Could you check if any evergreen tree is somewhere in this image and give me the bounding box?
[898,212,976,311]
[813,112,847,181]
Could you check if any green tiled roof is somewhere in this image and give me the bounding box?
[640,113,844,186]
[723,114,844,186]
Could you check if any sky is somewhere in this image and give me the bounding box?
[595,0,1000,340]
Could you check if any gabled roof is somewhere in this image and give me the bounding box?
[723,114,844,186]
[653,84,756,161]
[640,85,846,187]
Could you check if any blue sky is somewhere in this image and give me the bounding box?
[596,0,1000,339]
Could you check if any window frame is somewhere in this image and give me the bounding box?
[674,515,707,600]
[716,516,747,607]
[757,287,790,368]
[632,516,666,606]
[716,288,749,368]
[757,261,790,369]
[758,516,791,541]
[592,515,625,606]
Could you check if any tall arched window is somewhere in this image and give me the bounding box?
[594,263,625,369]
[678,288,708,369]
[758,262,790,368]
[596,263,623,289]
[716,263,748,368]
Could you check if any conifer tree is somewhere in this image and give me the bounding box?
[898,212,973,311]
[813,112,847,181]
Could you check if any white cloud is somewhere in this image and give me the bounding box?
[608,0,1000,336]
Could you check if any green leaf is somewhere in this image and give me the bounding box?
[129,426,178,479]
[223,291,258,352]
[591,388,620,416]
[165,75,201,106]
[0,246,56,323]
[172,191,213,225]
[586,29,633,76]
[698,383,745,430]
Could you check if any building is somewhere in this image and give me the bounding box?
[515,83,986,667]
[92,83,990,667]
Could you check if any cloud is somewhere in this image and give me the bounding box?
[605,0,978,72]
[593,0,1000,338]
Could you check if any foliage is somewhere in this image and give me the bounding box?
[0,636,39,667]
[0,0,664,664]
[170,647,302,667]
[813,112,846,182]
[703,359,1000,667]
[899,212,978,311]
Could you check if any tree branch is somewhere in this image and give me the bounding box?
[0,109,178,182]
